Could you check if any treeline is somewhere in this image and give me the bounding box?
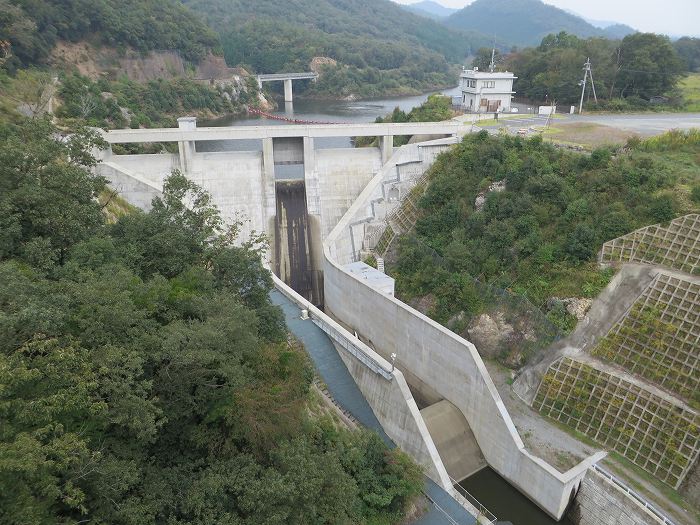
[391,131,700,343]
[0,0,220,69]
[504,32,687,107]
[0,118,423,524]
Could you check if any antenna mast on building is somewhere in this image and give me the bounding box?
[489,36,497,73]
[578,57,598,114]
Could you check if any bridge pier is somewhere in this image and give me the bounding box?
[284,79,294,103]
[177,116,197,174]
[380,135,394,164]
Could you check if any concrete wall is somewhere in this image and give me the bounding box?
[323,141,605,520]
[269,274,452,490]
[314,148,381,238]
[99,150,275,246]
[568,468,666,525]
[96,161,165,211]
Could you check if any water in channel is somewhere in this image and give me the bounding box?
[459,467,575,525]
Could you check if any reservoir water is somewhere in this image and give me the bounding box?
[198,85,462,152]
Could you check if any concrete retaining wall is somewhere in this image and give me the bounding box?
[323,141,605,520]
[97,161,164,211]
[568,468,665,525]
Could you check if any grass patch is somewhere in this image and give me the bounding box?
[99,188,138,223]
[680,73,700,112]
[542,122,637,147]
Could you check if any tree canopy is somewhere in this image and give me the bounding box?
[391,131,700,360]
[0,117,423,525]
[506,32,686,105]
[0,0,220,69]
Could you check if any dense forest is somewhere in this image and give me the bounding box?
[503,32,687,107]
[0,0,220,67]
[0,118,423,524]
[56,73,260,128]
[389,130,700,364]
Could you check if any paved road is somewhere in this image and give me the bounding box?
[577,112,700,134]
[270,290,479,525]
[478,112,700,136]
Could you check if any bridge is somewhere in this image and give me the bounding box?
[94,117,606,524]
[256,72,319,102]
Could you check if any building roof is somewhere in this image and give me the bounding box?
[460,68,517,80]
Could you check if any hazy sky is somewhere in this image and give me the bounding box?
[395,0,699,37]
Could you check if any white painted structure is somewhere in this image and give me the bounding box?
[459,67,517,113]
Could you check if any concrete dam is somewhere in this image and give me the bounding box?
[96,117,606,523]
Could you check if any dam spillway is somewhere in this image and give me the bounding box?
[274,179,322,306]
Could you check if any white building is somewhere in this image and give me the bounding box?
[460,67,517,113]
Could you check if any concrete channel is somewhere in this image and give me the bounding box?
[270,289,482,525]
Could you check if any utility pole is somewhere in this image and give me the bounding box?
[578,57,598,114]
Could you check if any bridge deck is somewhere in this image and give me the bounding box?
[270,289,477,525]
[257,72,318,81]
[103,121,463,144]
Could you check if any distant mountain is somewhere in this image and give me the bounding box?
[445,0,630,47]
[403,1,458,19]
[183,0,489,66]
[601,24,636,39]
[561,8,637,38]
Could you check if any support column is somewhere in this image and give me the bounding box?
[284,78,293,103]
[257,76,263,90]
[177,116,197,174]
[380,135,393,164]
[261,137,277,267]
[303,136,320,217]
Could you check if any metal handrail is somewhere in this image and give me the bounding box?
[591,464,678,525]
[449,476,497,524]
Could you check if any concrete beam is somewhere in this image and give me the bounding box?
[284,79,293,103]
[103,122,462,144]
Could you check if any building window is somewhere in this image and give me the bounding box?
[466,79,477,88]
[483,81,495,88]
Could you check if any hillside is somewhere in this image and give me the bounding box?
[445,0,632,47]
[388,131,700,367]
[403,1,458,19]
[182,0,492,97]
[0,0,220,68]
